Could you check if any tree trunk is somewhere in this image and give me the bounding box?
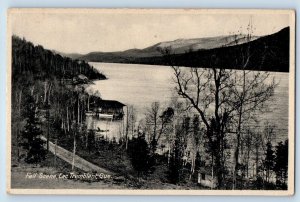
[67,107,70,132]
[125,106,129,150]
[72,133,76,171]
[17,90,22,163]
[255,143,259,178]
[233,116,242,189]
[233,70,246,190]
[87,95,90,111]
[214,148,223,189]
[46,106,50,152]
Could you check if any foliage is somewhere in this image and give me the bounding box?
[145,102,174,156]
[274,139,288,187]
[263,141,275,182]
[11,35,109,171]
[168,116,190,184]
[127,133,150,177]
[20,95,46,164]
[87,130,96,153]
[161,23,279,188]
[12,35,106,81]
[168,137,181,184]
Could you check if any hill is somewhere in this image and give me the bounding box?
[134,27,290,72]
[73,27,289,72]
[12,36,106,81]
[76,35,258,62]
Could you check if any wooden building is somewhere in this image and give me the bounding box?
[89,97,126,120]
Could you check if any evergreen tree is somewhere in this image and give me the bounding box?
[21,95,46,164]
[87,130,96,154]
[274,139,288,187]
[128,133,150,178]
[195,151,204,171]
[168,117,189,184]
[263,141,275,183]
[168,137,181,184]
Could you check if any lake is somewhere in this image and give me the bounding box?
[86,62,289,142]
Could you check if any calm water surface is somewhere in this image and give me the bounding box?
[86,62,289,142]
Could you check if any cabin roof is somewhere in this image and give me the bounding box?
[91,99,126,108]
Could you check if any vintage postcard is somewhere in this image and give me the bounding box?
[7,9,295,195]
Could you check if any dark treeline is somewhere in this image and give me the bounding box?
[81,27,289,72]
[133,27,289,72]
[11,36,106,165]
[12,35,106,81]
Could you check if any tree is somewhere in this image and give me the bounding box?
[227,21,277,189]
[240,128,254,179]
[168,135,181,184]
[168,116,190,184]
[145,102,174,156]
[263,141,275,183]
[125,105,137,150]
[274,139,288,187]
[145,102,160,154]
[87,130,96,154]
[190,115,203,175]
[127,133,150,178]
[162,24,277,188]
[162,48,233,187]
[21,95,46,164]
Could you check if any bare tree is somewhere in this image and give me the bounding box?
[162,23,277,187]
[145,102,174,156]
[145,102,160,155]
[229,21,277,189]
[125,105,137,149]
[162,47,233,187]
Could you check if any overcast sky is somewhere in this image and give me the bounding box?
[10,9,291,54]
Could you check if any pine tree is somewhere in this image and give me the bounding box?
[128,133,150,178]
[21,95,46,164]
[168,137,181,184]
[168,117,189,184]
[263,141,275,183]
[274,139,288,187]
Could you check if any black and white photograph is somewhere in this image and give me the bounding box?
[7,9,295,195]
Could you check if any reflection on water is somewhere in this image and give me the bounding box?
[86,62,289,142]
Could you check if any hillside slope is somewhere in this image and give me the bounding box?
[77,35,258,62]
[129,27,290,72]
[12,36,106,81]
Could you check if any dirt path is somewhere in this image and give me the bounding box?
[40,136,114,175]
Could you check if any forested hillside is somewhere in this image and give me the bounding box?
[11,36,106,166]
[134,27,290,72]
[12,35,106,81]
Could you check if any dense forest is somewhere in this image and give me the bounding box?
[12,35,106,81]
[11,36,106,165]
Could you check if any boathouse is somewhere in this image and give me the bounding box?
[89,97,126,120]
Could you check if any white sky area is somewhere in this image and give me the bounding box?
[10,10,290,54]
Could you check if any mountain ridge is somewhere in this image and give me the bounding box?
[57,27,290,72]
[69,34,259,62]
